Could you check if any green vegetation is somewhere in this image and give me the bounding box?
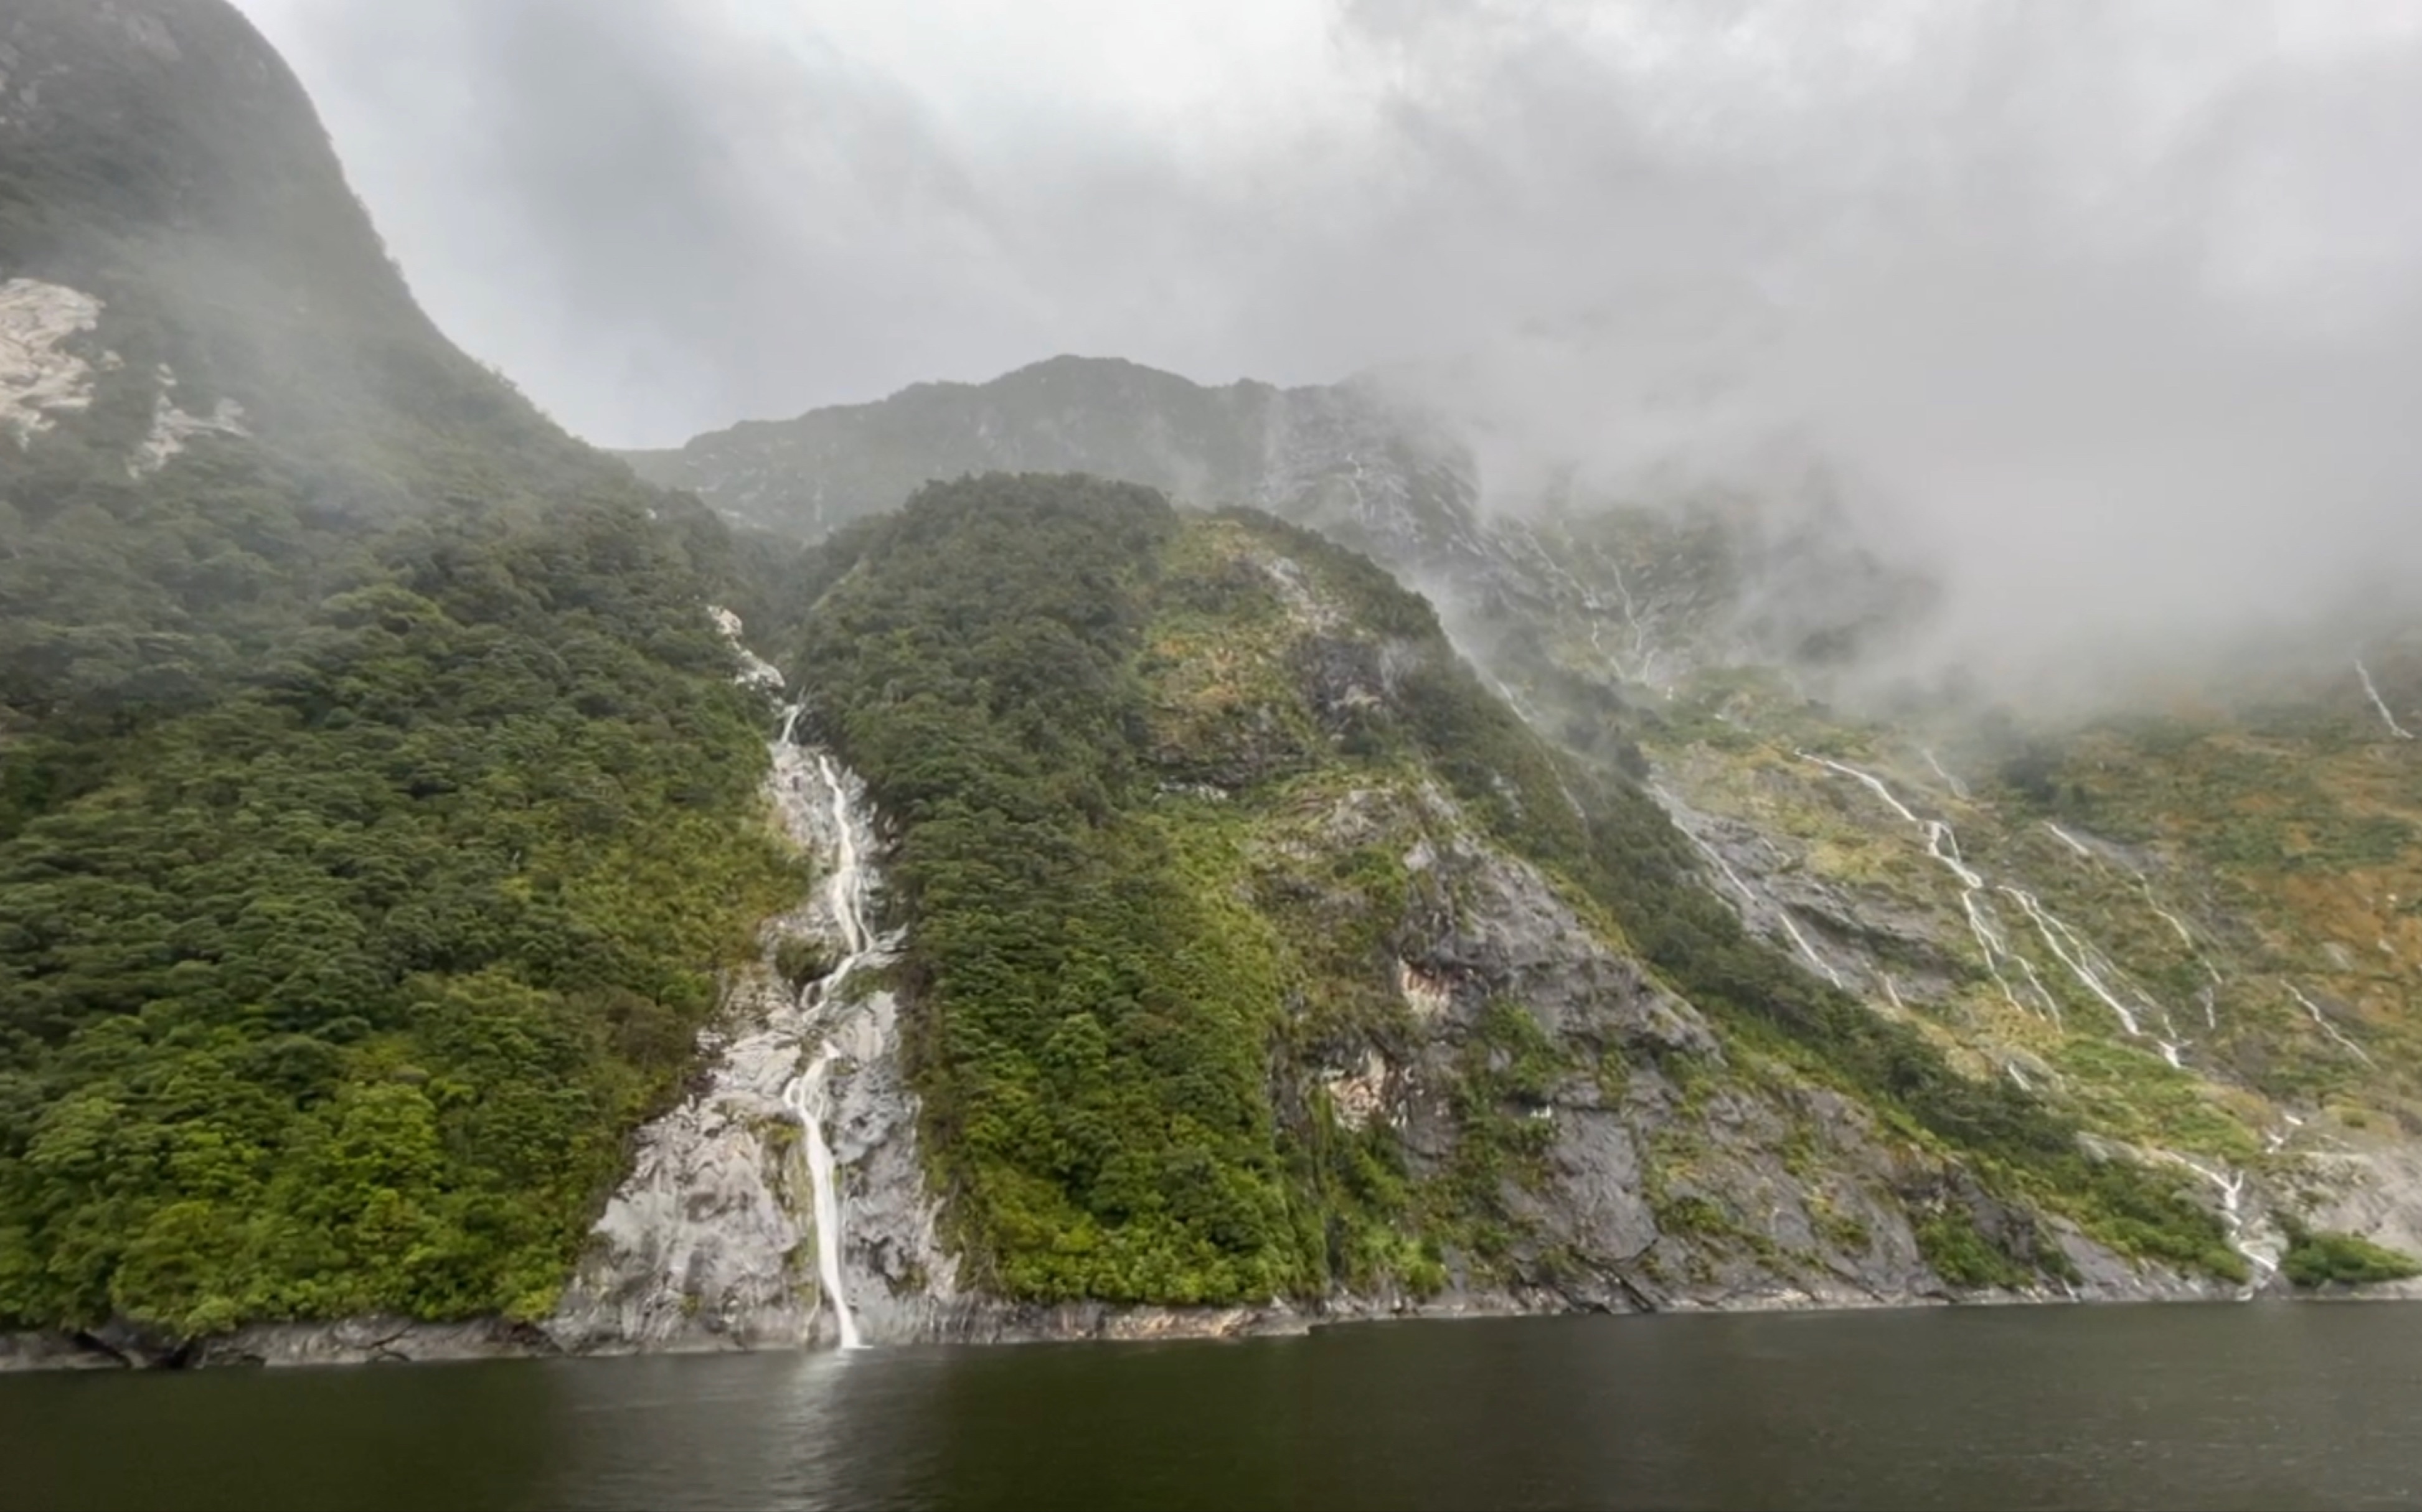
[785,472,2240,1304]
[794,476,1307,1303]
[1374,604,2235,1279]
[0,0,802,1340]
[1913,1206,2030,1290]
[2277,1219,2422,1289]
[0,499,795,1336]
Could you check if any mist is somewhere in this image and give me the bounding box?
[229,0,2422,690]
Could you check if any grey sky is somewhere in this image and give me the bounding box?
[230,0,2422,675]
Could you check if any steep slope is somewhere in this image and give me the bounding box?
[624,356,1494,580]
[0,1,803,1350]
[562,471,2253,1341]
[624,355,1921,692]
[648,359,2422,1294]
[1544,627,2422,1281]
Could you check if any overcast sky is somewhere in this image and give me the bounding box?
[229,0,2422,674]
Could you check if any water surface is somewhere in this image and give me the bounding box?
[6,1302,2419,1511]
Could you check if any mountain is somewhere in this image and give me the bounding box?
[0,0,801,1354]
[6,0,2417,1371]
[624,356,1933,682]
[550,472,2242,1355]
[629,355,2422,1312]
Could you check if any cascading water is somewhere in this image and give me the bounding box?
[2168,1153,2281,1292]
[546,614,910,1353]
[2001,885,2149,1038]
[773,723,890,1351]
[2355,659,2415,741]
[1653,782,1844,988]
[1921,748,1971,801]
[1801,753,2202,1047]
[786,1048,860,1350]
[2288,983,2375,1068]
[1800,753,2036,1016]
[2044,822,2223,988]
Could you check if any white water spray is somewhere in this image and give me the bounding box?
[2044,822,2095,860]
[2139,883,2202,956]
[1654,784,1844,988]
[770,715,893,1351]
[2013,957,2063,1025]
[1921,748,1971,801]
[2042,816,2225,1010]
[2288,984,2375,1068]
[1801,754,1921,827]
[2002,887,2147,1038]
[2167,1154,2279,1292]
[785,1048,860,1350]
[1800,753,2038,1015]
[2355,660,2415,741]
[1581,535,1662,688]
[1799,754,2197,1059]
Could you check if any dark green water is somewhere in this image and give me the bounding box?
[6,1303,2421,1511]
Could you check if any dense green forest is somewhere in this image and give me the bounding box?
[794,476,1308,1302]
[0,0,810,1339]
[0,487,796,1337]
[0,0,2278,1341]
[790,474,2235,1305]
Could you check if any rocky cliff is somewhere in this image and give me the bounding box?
[636,358,2422,1313]
[7,0,2417,1375]
[519,475,2257,1357]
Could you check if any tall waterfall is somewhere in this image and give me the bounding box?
[545,611,935,1355]
[771,723,888,1351]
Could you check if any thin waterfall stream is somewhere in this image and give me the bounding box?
[770,710,890,1351]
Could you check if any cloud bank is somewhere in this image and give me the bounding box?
[232,0,2422,679]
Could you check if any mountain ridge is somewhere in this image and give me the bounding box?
[629,348,2422,1313]
[7,0,2422,1372]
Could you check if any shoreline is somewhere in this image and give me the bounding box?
[14,1272,2415,1374]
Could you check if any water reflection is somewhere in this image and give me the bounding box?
[7,1304,2422,1511]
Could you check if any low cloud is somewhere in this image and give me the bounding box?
[233,0,2422,686]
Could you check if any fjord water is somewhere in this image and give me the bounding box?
[9,1305,2422,1512]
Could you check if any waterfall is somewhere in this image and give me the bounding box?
[2355,659,2415,741]
[1801,753,2035,1016]
[1799,752,2215,1054]
[786,1049,861,1350]
[2288,983,2376,1068]
[771,725,888,1351]
[2168,1154,2281,1292]
[1921,748,1971,801]
[1653,782,1844,987]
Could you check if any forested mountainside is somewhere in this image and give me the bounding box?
[0,0,801,1341]
[754,473,2248,1314]
[4,0,2414,1369]
[646,357,2422,1301]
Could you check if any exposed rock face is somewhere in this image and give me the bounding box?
[127,364,248,477]
[544,796,960,1353]
[2306,1146,2422,1262]
[548,617,958,1352]
[1311,784,2195,1313]
[820,985,963,1343]
[0,277,101,446]
[542,955,826,1353]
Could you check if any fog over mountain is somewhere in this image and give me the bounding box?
[12,0,2422,1378]
[231,0,2422,682]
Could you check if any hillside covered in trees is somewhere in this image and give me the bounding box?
[0,0,802,1340]
[6,1,2413,1364]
